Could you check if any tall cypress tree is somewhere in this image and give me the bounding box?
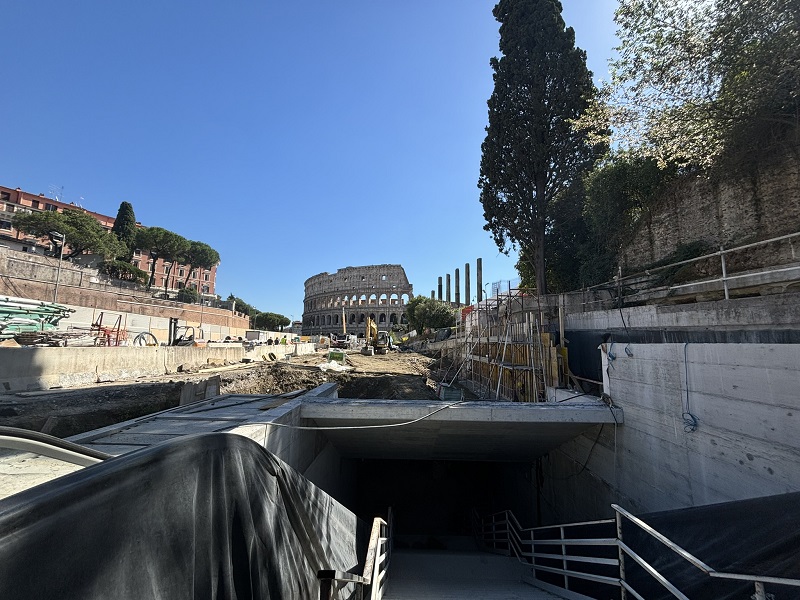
[478,0,601,294]
[111,201,137,259]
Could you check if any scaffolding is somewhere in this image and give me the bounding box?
[458,288,565,403]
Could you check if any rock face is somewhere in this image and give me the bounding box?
[621,149,800,271]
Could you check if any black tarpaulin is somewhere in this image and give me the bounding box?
[0,433,365,599]
[624,491,800,599]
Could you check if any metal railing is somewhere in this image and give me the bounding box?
[477,508,620,594]
[477,504,800,600]
[580,231,800,310]
[318,508,393,600]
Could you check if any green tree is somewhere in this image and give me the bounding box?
[226,294,259,317]
[253,312,290,331]
[111,201,137,259]
[13,208,126,260]
[478,0,603,295]
[597,0,799,168]
[98,259,149,285]
[581,154,675,283]
[406,296,456,334]
[179,241,220,286]
[176,287,199,304]
[135,227,190,290]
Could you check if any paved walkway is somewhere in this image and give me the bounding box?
[383,550,567,599]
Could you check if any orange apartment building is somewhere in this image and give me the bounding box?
[0,185,218,298]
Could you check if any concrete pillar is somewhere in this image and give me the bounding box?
[465,263,471,305]
[446,274,451,303]
[437,277,443,301]
[455,268,461,305]
[477,258,483,302]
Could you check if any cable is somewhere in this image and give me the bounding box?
[548,424,605,480]
[254,399,467,431]
[556,392,588,403]
[682,343,699,432]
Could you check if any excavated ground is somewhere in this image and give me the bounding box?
[0,349,447,438]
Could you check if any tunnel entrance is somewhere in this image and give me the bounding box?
[350,458,535,548]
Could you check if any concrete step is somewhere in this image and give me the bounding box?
[382,549,566,599]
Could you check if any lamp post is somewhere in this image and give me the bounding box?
[49,231,65,304]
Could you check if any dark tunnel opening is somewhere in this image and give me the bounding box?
[349,459,536,548]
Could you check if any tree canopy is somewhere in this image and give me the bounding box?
[135,226,190,289]
[478,0,602,295]
[225,294,289,331]
[179,241,220,285]
[406,296,456,334]
[111,201,137,258]
[13,208,126,260]
[252,312,291,332]
[594,0,800,168]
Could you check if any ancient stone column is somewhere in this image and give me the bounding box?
[477,258,483,302]
[465,262,471,305]
[455,268,461,305]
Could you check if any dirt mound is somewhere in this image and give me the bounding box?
[0,350,445,438]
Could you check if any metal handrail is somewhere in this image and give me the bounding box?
[476,508,620,592]
[612,503,800,600]
[477,505,800,600]
[318,508,392,600]
[573,230,800,309]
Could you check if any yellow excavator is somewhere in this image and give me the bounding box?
[363,317,391,355]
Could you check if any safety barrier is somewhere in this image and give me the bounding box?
[477,504,800,600]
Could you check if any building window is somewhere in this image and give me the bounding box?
[202,285,209,294]
[204,273,209,281]
[5,204,15,212]
[30,200,39,209]
[0,192,9,202]
[0,220,11,230]
[133,249,142,257]
[190,270,196,279]
[178,268,184,277]
[45,203,57,212]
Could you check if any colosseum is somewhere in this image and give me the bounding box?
[302,265,413,336]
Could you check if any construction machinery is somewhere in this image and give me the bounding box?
[361,317,392,355]
[0,296,76,344]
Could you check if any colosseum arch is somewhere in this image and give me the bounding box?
[302,265,413,336]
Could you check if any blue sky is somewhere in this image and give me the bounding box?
[1,1,618,320]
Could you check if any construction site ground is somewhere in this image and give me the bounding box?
[0,349,451,438]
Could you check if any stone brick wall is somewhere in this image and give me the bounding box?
[0,246,249,331]
[621,149,800,271]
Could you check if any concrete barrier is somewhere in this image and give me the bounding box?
[0,346,245,393]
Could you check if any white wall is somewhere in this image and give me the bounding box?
[540,342,800,524]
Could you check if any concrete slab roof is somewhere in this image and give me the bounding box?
[0,387,622,499]
[298,398,622,462]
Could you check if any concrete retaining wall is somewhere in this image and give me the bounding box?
[0,346,245,392]
[0,342,318,393]
[539,342,800,524]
